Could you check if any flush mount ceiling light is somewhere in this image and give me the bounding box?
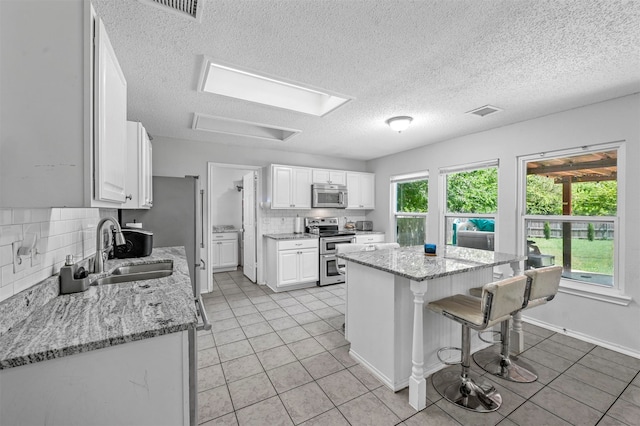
[198,58,352,116]
[386,116,413,133]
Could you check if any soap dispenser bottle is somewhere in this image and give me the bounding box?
[60,255,90,294]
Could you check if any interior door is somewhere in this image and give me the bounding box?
[242,171,257,282]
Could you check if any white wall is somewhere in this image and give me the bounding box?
[153,138,368,286]
[210,167,249,230]
[367,94,640,356]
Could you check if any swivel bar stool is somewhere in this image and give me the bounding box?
[427,274,528,412]
[472,265,563,383]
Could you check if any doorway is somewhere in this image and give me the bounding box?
[207,163,262,292]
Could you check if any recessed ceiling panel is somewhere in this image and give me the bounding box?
[192,113,301,142]
[198,59,352,116]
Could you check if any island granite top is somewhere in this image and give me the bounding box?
[0,246,197,370]
[337,245,525,281]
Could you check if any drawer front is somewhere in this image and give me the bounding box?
[278,239,318,251]
[212,232,237,240]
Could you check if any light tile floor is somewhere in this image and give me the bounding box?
[197,269,640,426]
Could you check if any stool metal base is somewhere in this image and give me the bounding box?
[432,368,502,413]
[473,349,538,383]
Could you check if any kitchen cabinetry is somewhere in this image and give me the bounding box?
[266,238,319,292]
[312,169,347,185]
[0,1,127,207]
[346,172,375,209]
[271,165,312,209]
[355,233,385,244]
[0,331,190,425]
[122,122,153,209]
[212,232,238,272]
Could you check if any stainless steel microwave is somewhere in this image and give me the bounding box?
[312,184,348,209]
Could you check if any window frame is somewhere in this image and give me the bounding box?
[439,159,499,250]
[517,141,630,306]
[391,171,429,246]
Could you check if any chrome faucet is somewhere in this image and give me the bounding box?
[94,217,126,273]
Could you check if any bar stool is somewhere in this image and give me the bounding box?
[472,265,563,383]
[427,274,528,412]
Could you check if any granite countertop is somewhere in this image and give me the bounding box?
[213,225,239,233]
[351,230,385,235]
[337,245,526,282]
[0,246,197,370]
[264,233,319,240]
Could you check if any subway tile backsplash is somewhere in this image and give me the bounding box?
[0,208,116,302]
[260,209,367,234]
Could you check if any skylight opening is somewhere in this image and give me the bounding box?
[192,113,300,142]
[198,59,352,116]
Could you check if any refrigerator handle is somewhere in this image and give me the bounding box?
[200,189,205,248]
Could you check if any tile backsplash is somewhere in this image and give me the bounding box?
[260,209,367,234]
[0,208,116,302]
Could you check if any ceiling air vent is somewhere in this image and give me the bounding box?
[139,0,203,21]
[466,105,503,117]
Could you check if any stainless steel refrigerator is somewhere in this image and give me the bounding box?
[120,175,208,426]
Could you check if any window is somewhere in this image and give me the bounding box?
[520,144,620,290]
[440,160,499,250]
[392,172,428,246]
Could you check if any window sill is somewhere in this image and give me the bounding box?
[559,279,632,306]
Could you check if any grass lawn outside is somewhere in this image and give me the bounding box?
[528,237,614,275]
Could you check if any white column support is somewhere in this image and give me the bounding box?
[408,279,429,411]
[509,260,525,354]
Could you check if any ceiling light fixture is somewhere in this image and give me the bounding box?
[386,116,413,133]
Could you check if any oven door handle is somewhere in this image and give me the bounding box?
[321,254,336,259]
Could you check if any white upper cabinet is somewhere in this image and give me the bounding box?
[347,172,375,209]
[94,18,127,204]
[271,165,312,209]
[122,122,153,209]
[0,1,127,207]
[312,169,347,185]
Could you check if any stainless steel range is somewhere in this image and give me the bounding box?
[305,217,356,286]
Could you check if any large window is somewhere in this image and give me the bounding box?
[441,160,499,251]
[392,172,428,246]
[521,145,619,289]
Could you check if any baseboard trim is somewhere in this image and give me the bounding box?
[522,317,640,360]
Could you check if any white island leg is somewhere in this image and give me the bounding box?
[509,260,525,354]
[409,280,429,411]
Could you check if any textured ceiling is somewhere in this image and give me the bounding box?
[92,0,640,161]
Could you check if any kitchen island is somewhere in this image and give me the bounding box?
[0,247,198,425]
[337,245,525,411]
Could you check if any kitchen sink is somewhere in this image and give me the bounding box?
[92,261,174,285]
[93,270,173,285]
[111,261,173,275]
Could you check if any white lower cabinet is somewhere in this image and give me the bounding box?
[0,331,189,426]
[212,232,238,272]
[355,233,385,244]
[267,238,319,292]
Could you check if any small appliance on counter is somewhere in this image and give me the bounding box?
[356,221,373,231]
[113,228,154,258]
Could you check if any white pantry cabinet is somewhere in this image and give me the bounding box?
[0,331,190,426]
[312,169,347,185]
[266,238,319,292]
[355,233,385,244]
[0,0,127,207]
[122,122,153,209]
[212,232,238,272]
[271,165,312,209]
[346,172,375,209]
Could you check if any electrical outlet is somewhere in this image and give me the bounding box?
[281,217,286,223]
[13,241,28,273]
[263,217,270,224]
